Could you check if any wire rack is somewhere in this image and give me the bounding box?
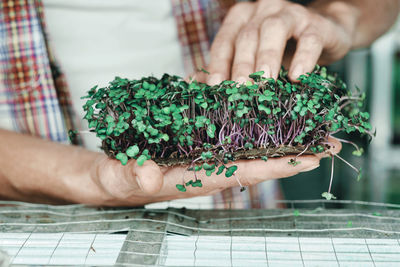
[1,199,400,266]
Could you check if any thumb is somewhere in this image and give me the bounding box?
[131,160,164,195]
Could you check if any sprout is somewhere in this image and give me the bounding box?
[79,66,373,195]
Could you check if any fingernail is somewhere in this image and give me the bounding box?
[300,163,320,172]
[291,65,303,80]
[135,176,144,191]
[259,65,271,78]
[236,76,247,84]
[207,74,222,85]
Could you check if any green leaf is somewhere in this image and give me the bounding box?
[261,156,268,162]
[352,148,364,157]
[192,180,203,187]
[216,165,225,175]
[161,133,169,142]
[206,124,216,138]
[162,107,170,114]
[89,120,98,128]
[244,142,253,149]
[360,112,370,119]
[228,93,241,102]
[176,184,186,192]
[245,81,252,86]
[142,81,150,89]
[105,115,114,123]
[226,87,238,94]
[222,80,235,85]
[121,112,131,119]
[137,155,147,166]
[321,192,336,200]
[288,159,301,166]
[325,109,335,121]
[259,104,271,115]
[201,151,213,160]
[273,107,281,115]
[236,106,249,117]
[258,94,272,102]
[195,165,202,171]
[203,162,215,171]
[299,107,308,116]
[225,165,238,177]
[116,152,128,165]
[249,71,265,80]
[106,123,115,135]
[126,145,140,158]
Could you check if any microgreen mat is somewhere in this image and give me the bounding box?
[73,66,373,198]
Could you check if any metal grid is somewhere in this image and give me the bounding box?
[0,199,400,266]
[160,235,400,266]
[0,233,126,265]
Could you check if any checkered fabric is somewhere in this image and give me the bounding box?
[171,0,235,74]
[0,0,78,143]
[172,0,283,209]
[0,0,282,209]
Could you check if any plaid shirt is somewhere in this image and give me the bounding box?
[0,0,282,208]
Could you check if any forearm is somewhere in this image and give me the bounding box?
[310,0,400,49]
[0,129,103,204]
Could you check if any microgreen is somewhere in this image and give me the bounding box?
[225,165,238,178]
[321,192,336,200]
[79,66,373,194]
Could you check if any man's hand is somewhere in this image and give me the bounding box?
[91,137,341,206]
[197,0,399,84]
[0,129,341,206]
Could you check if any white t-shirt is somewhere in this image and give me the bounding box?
[43,0,217,209]
[43,0,185,151]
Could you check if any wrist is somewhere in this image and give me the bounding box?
[59,148,110,205]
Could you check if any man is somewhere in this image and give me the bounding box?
[0,0,397,206]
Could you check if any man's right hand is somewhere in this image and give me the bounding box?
[88,138,341,206]
[0,129,340,206]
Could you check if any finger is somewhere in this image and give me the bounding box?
[231,23,259,83]
[234,155,320,184]
[94,157,141,200]
[289,30,324,81]
[207,2,254,85]
[189,69,209,84]
[159,164,244,196]
[155,153,319,201]
[255,15,294,79]
[131,160,164,195]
